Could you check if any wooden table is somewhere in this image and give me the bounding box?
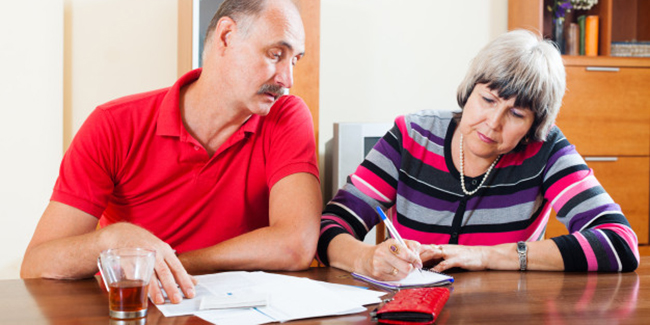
[3,257,650,324]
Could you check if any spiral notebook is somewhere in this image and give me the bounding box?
[352,269,453,290]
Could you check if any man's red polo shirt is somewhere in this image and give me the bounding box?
[51,69,319,253]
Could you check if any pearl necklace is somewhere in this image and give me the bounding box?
[459,133,500,196]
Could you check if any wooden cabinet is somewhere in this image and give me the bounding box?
[547,58,650,244]
[559,60,650,156]
[508,1,650,244]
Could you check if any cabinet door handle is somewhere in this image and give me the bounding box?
[586,67,620,72]
[584,157,618,162]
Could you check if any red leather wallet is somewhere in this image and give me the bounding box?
[371,287,451,324]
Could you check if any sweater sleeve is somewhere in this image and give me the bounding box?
[543,127,640,272]
[316,118,405,266]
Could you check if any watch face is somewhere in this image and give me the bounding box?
[517,242,527,253]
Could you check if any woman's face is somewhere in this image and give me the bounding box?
[458,83,534,162]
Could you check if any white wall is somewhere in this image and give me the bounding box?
[319,0,508,166]
[65,0,178,145]
[0,0,508,279]
[0,0,64,279]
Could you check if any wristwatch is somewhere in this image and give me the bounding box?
[517,241,528,271]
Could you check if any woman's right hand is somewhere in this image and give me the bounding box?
[356,239,423,281]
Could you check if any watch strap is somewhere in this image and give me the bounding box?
[517,241,528,271]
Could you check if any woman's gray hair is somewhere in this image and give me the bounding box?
[456,29,566,143]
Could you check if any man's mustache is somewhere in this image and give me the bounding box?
[257,84,287,100]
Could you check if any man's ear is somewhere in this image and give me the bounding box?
[214,16,236,49]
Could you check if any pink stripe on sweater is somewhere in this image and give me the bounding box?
[394,222,530,246]
[394,116,448,172]
[594,223,640,262]
[531,204,553,240]
[574,232,598,271]
[499,141,543,167]
[545,169,592,202]
[394,222,451,245]
[322,215,356,237]
[401,136,448,172]
[552,173,600,212]
[351,166,396,203]
[395,115,407,133]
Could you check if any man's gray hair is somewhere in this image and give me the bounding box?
[456,29,566,143]
[204,0,267,45]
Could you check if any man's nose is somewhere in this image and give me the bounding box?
[275,61,294,89]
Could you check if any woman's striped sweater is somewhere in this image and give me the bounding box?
[318,110,639,272]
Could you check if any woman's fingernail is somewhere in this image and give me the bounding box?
[173,293,183,303]
[156,294,165,304]
[187,288,195,298]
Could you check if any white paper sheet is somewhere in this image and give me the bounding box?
[154,271,385,324]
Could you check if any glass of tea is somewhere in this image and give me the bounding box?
[98,248,156,320]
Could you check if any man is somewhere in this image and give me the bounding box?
[21,0,321,305]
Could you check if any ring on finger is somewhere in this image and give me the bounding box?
[389,244,400,255]
[390,268,398,276]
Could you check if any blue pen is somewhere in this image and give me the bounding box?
[376,206,422,271]
[376,206,407,247]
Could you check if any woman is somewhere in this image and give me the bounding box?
[317,30,639,280]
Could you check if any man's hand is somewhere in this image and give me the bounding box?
[100,223,197,304]
[22,201,196,304]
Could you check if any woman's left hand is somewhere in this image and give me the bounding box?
[421,244,491,273]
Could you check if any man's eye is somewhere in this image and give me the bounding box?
[269,50,282,60]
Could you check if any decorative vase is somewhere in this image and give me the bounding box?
[553,18,566,54]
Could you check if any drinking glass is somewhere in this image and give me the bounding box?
[98,248,156,319]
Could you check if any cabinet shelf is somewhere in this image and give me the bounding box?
[509,0,650,57]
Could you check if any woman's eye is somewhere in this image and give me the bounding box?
[482,96,495,104]
[511,109,525,118]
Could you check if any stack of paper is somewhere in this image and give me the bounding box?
[352,269,454,290]
[155,271,385,325]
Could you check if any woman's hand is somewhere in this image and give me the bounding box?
[421,244,491,272]
[355,239,424,281]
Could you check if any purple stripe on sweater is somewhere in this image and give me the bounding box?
[546,144,577,173]
[397,184,458,212]
[591,229,620,271]
[331,189,380,227]
[410,122,445,146]
[568,203,622,232]
[467,186,540,209]
[373,138,402,169]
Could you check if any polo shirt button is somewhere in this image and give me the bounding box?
[471,179,478,185]
[452,232,458,238]
[194,146,199,151]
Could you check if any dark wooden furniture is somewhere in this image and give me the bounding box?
[3,257,650,324]
[509,0,650,249]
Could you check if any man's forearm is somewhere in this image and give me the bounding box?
[21,231,106,279]
[178,224,318,274]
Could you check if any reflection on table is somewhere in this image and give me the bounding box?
[2,256,648,324]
